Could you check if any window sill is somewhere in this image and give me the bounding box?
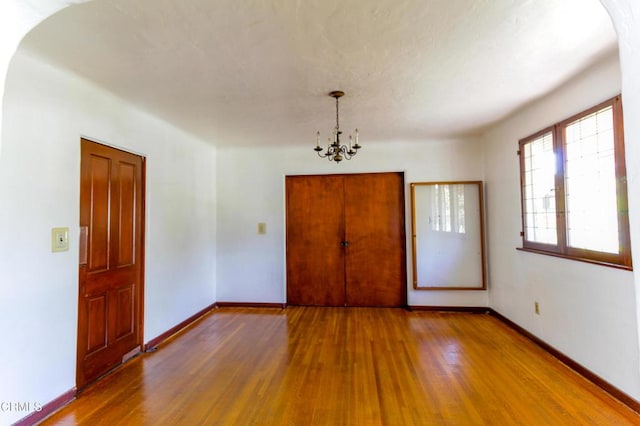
[516,247,633,271]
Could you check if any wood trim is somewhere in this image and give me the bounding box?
[613,96,632,268]
[13,388,75,426]
[414,286,488,291]
[490,308,640,414]
[410,182,418,289]
[139,156,147,350]
[407,305,490,313]
[216,302,287,309]
[516,247,633,271]
[477,182,487,291]
[518,127,563,255]
[144,302,217,351]
[557,95,622,130]
[554,122,568,254]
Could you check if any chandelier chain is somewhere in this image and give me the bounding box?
[335,96,340,132]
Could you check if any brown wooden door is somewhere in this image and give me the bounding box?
[286,175,346,306]
[77,139,144,389]
[286,172,406,307]
[344,173,406,306]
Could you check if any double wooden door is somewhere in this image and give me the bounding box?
[286,172,406,307]
[77,139,144,389]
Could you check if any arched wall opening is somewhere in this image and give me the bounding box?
[0,1,92,157]
[0,1,639,424]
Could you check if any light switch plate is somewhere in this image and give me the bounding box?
[52,227,69,252]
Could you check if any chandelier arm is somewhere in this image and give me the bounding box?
[342,145,356,160]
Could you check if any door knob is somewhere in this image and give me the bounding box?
[340,241,350,247]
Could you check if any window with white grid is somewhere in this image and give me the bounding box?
[521,131,557,245]
[564,106,618,253]
[518,96,631,269]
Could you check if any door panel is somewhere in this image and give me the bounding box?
[86,295,107,354]
[345,173,406,307]
[117,162,136,267]
[88,155,111,272]
[78,139,144,389]
[115,284,135,339]
[286,175,346,306]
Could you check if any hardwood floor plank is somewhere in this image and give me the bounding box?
[40,307,639,425]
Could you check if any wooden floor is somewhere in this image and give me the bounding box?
[41,307,639,425]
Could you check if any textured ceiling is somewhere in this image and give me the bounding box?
[20,0,617,147]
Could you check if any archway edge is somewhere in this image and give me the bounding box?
[600,0,640,387]
[0,0,92,156]
[0,0,634,158]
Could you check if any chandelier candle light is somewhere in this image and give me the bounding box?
[314,90,361,163]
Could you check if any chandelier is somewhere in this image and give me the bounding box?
[314,90,361,163]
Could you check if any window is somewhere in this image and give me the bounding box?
[518,96,631,269]
[430,183,466,233]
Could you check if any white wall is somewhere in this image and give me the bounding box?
[483,51,640,399]
[1,0,640,424]
[0,48,216,425]
[216,138,489,307]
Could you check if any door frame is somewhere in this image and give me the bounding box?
[77,137,146,389]
[284,171,408,307]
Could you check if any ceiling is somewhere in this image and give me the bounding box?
[20,0,617,147]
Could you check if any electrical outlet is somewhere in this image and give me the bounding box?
[534,301,540,315]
